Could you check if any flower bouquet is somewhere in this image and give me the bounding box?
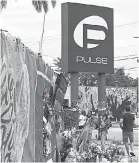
[60,135,73,162]
[78,142,103,162]
[103,142,126,163]
[64,148,82,162]
[89,142,103,162]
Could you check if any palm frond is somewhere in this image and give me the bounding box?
[32,0,56,13]
[41,0,48,13]
[51,0,56,8]
[0,0,7,11]
[32,0,42,13]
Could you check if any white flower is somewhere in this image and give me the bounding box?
[112,161,118,163]
[120,158,128,163]
[45,122,52,135]
[102,158,108,163]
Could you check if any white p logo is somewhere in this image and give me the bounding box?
[73,16,108,49]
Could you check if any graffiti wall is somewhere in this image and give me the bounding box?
[0,33,59,162]
[65,86,137,119]
[0,34,32,162]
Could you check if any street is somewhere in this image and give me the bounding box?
[91,117,139,144]
[1,0,138,162]
[91,120,139,156]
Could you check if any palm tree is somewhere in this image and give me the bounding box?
[0,0,7,11]
[0,0,56,13]
[32,0,56,13]
[0,0,56,56]
[32,1,56,56]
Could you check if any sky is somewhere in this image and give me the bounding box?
[0,0,139,78]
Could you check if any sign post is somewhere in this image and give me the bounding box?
[61,2,114,112]
[71,72,78,106]
[61,2,114,153]
[98,73,106,102]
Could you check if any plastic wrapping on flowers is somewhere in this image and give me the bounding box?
[62,131,138,163]
[60,103,138,163]
[62,136,104,162]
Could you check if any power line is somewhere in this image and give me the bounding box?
[24,37,60,45]
[115,54,137,59]
[42,54,138,60]
[23,35,60,42]
[21,35,60,42]
[43,54,138,61]
[42,54,56,59]
[36,53,138,61]
[20,22,139,42]
[41,54,139,63]
[115,45,137,50]
[24,36,60,44]
[25,40,137,48]
[115,21,139,28]
[114,56,138,61]
[125,67,138,70]
[15,21,139,56]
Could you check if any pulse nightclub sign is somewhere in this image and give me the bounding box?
[62,3,114,73]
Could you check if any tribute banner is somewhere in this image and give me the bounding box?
[35,58,56,162]
[0,33,57,162]
[1,34,31,162]
[62,3,114,73]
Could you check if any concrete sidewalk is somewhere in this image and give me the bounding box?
[91,128,139,146]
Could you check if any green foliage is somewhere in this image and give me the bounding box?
[106,95,132,121]
[32,0,56,13]
[78,72,98,86]
[0,0,7,10]
[106,68,138,87]
[63,109,79,129]
[53,58,138,87]
[0,0,56,13]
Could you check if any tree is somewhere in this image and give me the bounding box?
[0,0,56,12]
[0,0,7,11]
[32,0,56,13]
[32,0,56,55]
[106,67,138,87]
[0,0,56,56]
[53,57,98,86]
[53,57,138,87]
[78,72,98,86]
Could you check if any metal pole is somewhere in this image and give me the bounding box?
[71,72,78,107]
[98,73,106,102]
[98,73,106,151]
